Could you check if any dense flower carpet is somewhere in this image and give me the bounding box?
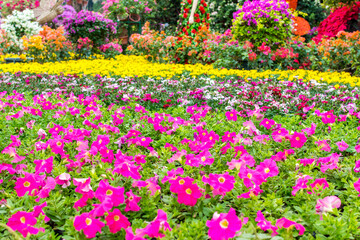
[0,56,360,239]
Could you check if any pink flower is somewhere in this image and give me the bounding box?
[271,128,289,142]
[26,120,35,129]
[316,196,341,219]
[202,172,235,196]
[34,156,53,174]
[95,180,125,207]
[255,211,277,233]
[336,140,349,151]
[321,111,336,124]
[225,110,238,121]
[177,182,202,206]
[15,173,41,197]
[275,218,305,236]
[289,132,307,148]
[105,209,130,233]
[55,173,71,188]
[206,208,243,240]
[73,212,105,238]
[315,140,331,152]
[259,118,275,130]
[125,189,141,212]
[354,160,360,172]
[169,176,194,193]
[238,185,263,198]
[33,202,50,222]
[256,159,279,179]
[292,175,312,196]
[7,211,45,238]
[161,168,184,184]
[136,209,172,238]
[126,227,147,240]
[310,178,329,190]
[354,178,360,196]
[91,135,110,149]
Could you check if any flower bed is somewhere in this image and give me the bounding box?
[1,55,360,86]
[1,88,360,239]
[0,72,359,119]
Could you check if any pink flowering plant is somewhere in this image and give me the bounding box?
[1,70,360,239]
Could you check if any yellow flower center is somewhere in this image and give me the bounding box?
[278,130,281,133]
[210,137,213,140]
[266,121,269,124]
[55,128,58,131]
[85,218,92,226]
[185,188,192,195]
[129,196,134,201]
[327,115,331,118]
[106,150,109,153]
[23,181,30,187]
[56,141,62,146]
[220,219,229,229]
[265,168,270,173]
[20,217,26,223]
[99,139,102,144]
[179,179,185,185]
[218,177,225,183]
[69,129,73,133]
[247,173,252,179]
[296,137,300,141]
[142,138,146,142]
[230,114,233,117]
[201,157,206,162]
[114,215,120,221]
[106,189,113,195]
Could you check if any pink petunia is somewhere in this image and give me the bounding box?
[321,111,336,124]
[354,178,360,196]
[33,202,50,222]
[206,208,243,240]
[238,185,263,198]
[310,178,329,191]
[135,209,172,238]
[275,218,305,236]
[315,140,331,152]
[292,175,312,196]
[73,212,105,238]
[7,211,45,238]
[124,189,141,212]
[255,211,277,233]
[336,140,349,152]
[225,110,238,121]
[316,196,341,219]
[259,118,275,130]
[95,180,124,207]
[177,181,202,206]
[105,209,130,233]
[256,159,279,179]
[55,173,71,188]
[15,173,41,197]
[34,156,54,174]
[289,132,307,148]
[202,172,235,196]
[271,128,289,142]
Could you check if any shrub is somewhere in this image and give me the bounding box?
[99,42,123,59]
[296,0,328,28]
[1,9,42,48]
[65,10,117,48]
[232,0,293,49]
[209,0,244,32]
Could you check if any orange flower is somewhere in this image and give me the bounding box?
[292,17,310,36]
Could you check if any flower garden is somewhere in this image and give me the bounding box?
[1,0,360,239]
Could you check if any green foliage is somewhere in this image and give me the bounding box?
[209,0,243,32]
[297,0,328,27]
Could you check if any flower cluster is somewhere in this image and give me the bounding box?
[232,0,293,48]
[0,0,40,17]
[313,2,360,43]
[1,9,42,47]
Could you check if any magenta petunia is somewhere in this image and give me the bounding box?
[73,212,105,238]
[15,173,41,197]
[321,111,336,124]
[289,132,307,148]
[259,118,275,130]
[275,218,305,236]
[177,181,202,206]
[202,172,235,196]
[354,178,360,196]
[125,189,141,212]
[336,140,349,151]
[315,140,331,152]
[136,209,172,238]
[255,211,277,233]
[105,209,130,233]
[206,208,243,240]
[95,180,124,207]
[225,110,238,121]
[7,211,45,238]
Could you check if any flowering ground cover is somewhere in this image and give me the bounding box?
[0,72,359,119]
[1,83,360,239]
[1,55,360,86]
